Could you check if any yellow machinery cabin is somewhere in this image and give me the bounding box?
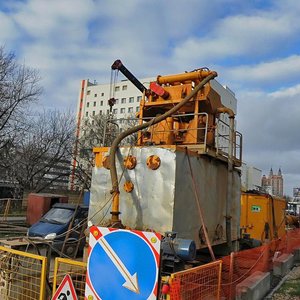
[240,192,286,242]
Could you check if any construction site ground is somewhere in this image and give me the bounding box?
[266,265,300,299]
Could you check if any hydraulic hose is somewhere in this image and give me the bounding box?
[109,71,217,223]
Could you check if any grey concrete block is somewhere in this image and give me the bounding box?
[236,271,271,300]
[273,253,294,276]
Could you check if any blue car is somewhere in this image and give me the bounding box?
[28,203,88,257]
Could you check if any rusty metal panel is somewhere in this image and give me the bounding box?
[89,146,241,249]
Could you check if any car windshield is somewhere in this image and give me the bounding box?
[42,208,74,225]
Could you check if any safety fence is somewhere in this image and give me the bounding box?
[52,257,87,300]
[1,229,300,299]
[0,198,26,221]
[169,260,222,300]
[168,228,300,299]
[220,228,300,299]
[0,245,47,300]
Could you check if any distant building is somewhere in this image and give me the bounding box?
[293,187,300,203]
[261,168,283,197]
[240,163,262,191]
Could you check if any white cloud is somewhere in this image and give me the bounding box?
[171,5,300,69]
[0,11,20,46]
[2,0,300,195]
[270,83,300,98]
[12,0,94,42]
[224,55,300,87]
[236,83,300,195]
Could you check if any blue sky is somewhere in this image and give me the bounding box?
[1,0,300,196]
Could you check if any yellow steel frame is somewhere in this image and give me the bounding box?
[0,245,47,300]
[52,257,87,298]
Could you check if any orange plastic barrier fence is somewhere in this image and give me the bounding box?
[169,260,222,300]
[221,228,300,299]
[168,228,300,299]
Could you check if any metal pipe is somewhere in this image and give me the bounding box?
[216,106,235,118]
[217,106,235,253]
[109,71,218,225]
[157,69,213,85]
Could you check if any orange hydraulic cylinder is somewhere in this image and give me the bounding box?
[157,70,217,85]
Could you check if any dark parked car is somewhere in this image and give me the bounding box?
[28,203,88,257]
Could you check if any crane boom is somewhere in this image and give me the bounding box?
[111,59,148,94]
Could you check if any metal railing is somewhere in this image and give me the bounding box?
[0,245,47,300]
[0,199,26,221]
[105,113,242,164]
[52,257,87,300]
[215,118,242,165]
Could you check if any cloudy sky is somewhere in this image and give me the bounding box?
[1,0,299,196]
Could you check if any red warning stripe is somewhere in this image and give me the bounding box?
[86,272,101,300]
[52,274,77,300]
[132,230,161,265]
[153,281,158,296]
[108,227,118,232]
[90,226,102,240]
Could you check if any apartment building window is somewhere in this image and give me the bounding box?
[136,106,139,112]
[121,98,126,104]
[115,98,119,104]
[94,93,97,97]
[87,90,91,95]
[128,107,133,113]
[115,86,120,92]
[99,110,102,115]
[87,102,90,108]
[120,108,125,113]
[85,112,88,117]
[92,111,95,116]
[113,108,118,114]
[129,97,134,103]
[122,85,127,91]
[101,92,104,96]
[107,109,110,114]
[100,101,103,106]
[93,101,96,107]
[137,96,142,102]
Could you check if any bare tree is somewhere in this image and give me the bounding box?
[73,113,115,190]
[0,46,42,150]
[5,110,75,192]
[73,112,139,190]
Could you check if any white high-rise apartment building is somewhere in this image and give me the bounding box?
[76,77,153,129]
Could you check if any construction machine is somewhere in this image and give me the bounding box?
[88,60,242,270]
[84,60,243,299]
[240,191,286,247]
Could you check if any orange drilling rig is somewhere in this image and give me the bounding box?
[89,60,242,272]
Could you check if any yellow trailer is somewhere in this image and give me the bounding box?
[240,192,286,242]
